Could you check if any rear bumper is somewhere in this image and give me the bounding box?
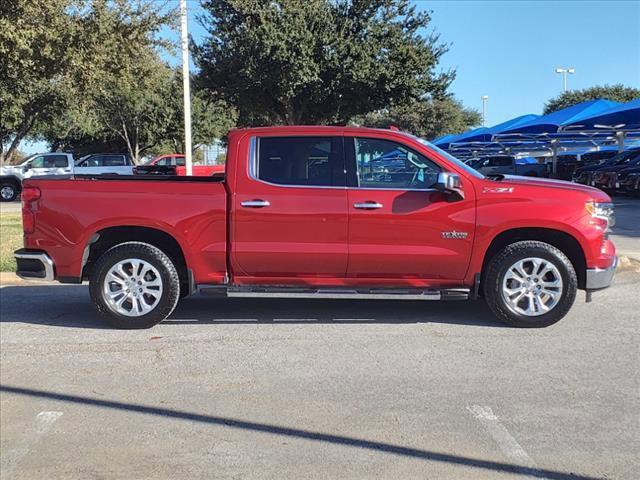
[585,256,617,291]
[14,249,55,281]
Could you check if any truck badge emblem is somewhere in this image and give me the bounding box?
[442,231,468,239]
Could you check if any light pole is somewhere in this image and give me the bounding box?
[481,95,489,126]
[555,67,575,93]
[180,0,193,176]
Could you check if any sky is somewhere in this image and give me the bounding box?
[22,0,640,153]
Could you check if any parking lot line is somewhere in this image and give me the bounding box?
[0,411,63,474]
[467,405,537,470]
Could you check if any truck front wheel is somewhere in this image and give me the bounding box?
[89,242,180,329]
[484,241,577,328]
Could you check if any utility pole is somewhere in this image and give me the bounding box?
[481,95,489,126]
[180,0,193,176]
[555,67,575,93]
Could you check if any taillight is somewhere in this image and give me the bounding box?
[21,186,41,204]
[21,186,40,234]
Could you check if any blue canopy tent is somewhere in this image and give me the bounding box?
[561,99,640,131]
[497,99,620,135]
[460,114,540,143]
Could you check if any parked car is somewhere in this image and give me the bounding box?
[15,126,616,330]
[147,154,186,166]
[618,170,640,196]
[135,155,224,176]
[591,153,640,191]
[0,153,72,202]
[572,148,640,185]
[470,155,547,177]
[75,153,134,175]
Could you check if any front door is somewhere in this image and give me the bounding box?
[231,135,348,282]
[346,136,475,284]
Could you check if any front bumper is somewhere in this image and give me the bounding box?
[14,249,55,281]
[585,256,617,291]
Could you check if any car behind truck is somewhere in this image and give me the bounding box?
[15,126,617,329]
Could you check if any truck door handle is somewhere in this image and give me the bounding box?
[241,199,270,208]
[354,202,383,210]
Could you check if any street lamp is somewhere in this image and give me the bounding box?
[481,95,489,126]
[555,67,575,93]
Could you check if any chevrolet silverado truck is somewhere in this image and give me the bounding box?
[15,126,617,329]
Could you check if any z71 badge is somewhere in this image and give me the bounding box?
[442,230,469,239]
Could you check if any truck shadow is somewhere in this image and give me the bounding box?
[0,284,504,329]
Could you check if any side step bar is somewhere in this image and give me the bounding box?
[199,285,470,301]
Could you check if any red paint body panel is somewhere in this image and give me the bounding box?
[22,126,615,290]
[23,178,227,284]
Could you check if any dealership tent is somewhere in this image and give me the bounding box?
[561,99,640,131]
[497,99,620,135]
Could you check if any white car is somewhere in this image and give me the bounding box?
[1,153,73,201]
[75,153,135,176]
[1,152,134,201]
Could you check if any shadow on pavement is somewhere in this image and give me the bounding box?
[0,284,504,329]
[0,384,601,480]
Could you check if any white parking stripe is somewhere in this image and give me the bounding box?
[467,405,536,469]
[0,411,63,474]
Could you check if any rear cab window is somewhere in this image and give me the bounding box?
[254,136,345,187]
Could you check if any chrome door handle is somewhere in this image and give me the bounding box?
[353,202,383,210]
[241,199,270,208]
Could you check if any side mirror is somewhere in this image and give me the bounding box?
[22,163,31,172]
[435,172,464,200]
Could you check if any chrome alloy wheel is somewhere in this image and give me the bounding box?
[1,186,15,200]
[102,258,163,317]
[501,257,563,316]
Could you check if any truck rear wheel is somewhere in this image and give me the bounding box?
[89,242,180,329]
[484,241,577,328]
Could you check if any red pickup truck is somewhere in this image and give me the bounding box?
[15,126,616,329]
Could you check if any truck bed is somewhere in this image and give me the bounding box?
[23,176,228,285]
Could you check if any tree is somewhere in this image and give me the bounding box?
[353,97,481,139]
[544,84,640,114]
[0,0,79,163]
[195,0,454,126]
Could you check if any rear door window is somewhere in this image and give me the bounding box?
[255,137,345,187]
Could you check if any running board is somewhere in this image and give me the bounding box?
[199,286,470,301]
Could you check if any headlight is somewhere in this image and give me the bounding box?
[586,201,615,229]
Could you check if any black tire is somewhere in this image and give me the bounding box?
[89,242,180,329]
[483,241,577,328]
[0,181,19,202]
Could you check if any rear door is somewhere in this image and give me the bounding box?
[345,135,475,283]
[231,135,348,281]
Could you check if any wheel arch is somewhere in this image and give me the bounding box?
[0,175,22,189]
[83,226,190,293]
[480,227,587,290]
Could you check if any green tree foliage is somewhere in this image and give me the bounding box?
[354,97,481,139]
[2,0,235,163]
[0,0,78,163]
[544,84,640,114]
[195,0,455,126]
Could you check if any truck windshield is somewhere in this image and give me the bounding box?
[411,135,485,179]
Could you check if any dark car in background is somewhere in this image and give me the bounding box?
[572,148,640,185]
[591,153,640,191]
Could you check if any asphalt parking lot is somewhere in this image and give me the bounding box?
[1,196,639,480]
